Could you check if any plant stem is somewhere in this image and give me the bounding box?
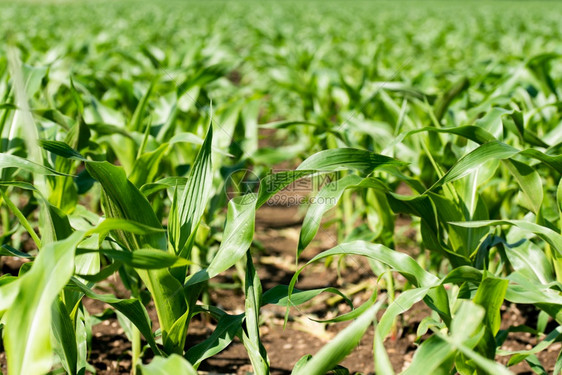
[131,326,141,375]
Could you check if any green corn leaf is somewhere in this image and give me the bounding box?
[0,180,39,191]
[89,122,135,139]
[169,132,233,157]
[403,301,507,375]
[429,141,519,191]
[451,220,562,257]
[428,141,562,193]
[243,251,269,375]
[76,248,190,269]
[3,231,83,375]
[257,154,394,210]
[258,120,324,130]
[40,203,74,243]
[0,153,72,177]
[297,148,405,174]
[0,275,20,313]
[440,266,484,285]
[448,334,513,375]
[0,103,17,110]
[139,177,188,197]
[128,80,154,132]
[519,149,562,175]
[1,177,76,245]
[453,343,513,375]
[525,355,548,375]
[402,335,455,375]
[74,308,90,374]
[39,140,86,161]
[292,241,439,288]
[503,159,543,214]
[85,160,187,354]
[0,190,41,248]
[85,161,167,250]
[262,285,352,308]
[207,195,256,278]
[558,179,562,226]
[315,291,378,324]
[184,313,244,367]
[69,77,84,116]
[288,241,450,328]
[76,261,121,283]
[70,277,162,356]
[51,297,79,375]
[7,47,44,191]
[129,143,169,187]
[0,244,33,259]
[508,111,550,148]
[473,274,508,335]
[504,272,562,322]
[502,226,555,286]
[170,125,213,259]
[429,190,489,260]
[500,326,562,366]
[377,287,432,339]
[298,175,388,255]
[184,194,256,289]
[374,322,394,375]
[257,170,314,208]
[33,108,72,130]
[74,234,101,277]
[387,193,470,267]
[137,266,187,354]
[139,354,197,375]
[433,77,470,122]
[403,125,496,144]
[292,301,383,375]
[291,355,313,374]
[85,218,165,239]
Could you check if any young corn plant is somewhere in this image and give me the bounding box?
[286,111,562,373]
[1,1,562,374]
[3,117,394,374]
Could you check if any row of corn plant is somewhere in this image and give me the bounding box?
[1,0,562,374]
[0,45,390,374]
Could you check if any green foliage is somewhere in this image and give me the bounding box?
[1,0,562,374]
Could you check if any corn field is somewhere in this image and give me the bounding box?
[1,1,562,374]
